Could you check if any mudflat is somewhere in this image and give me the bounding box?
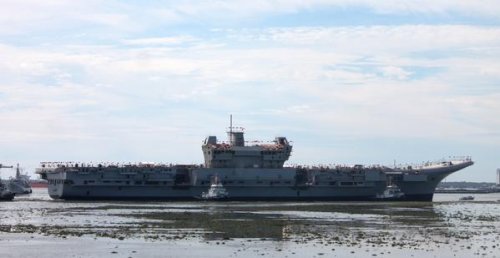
[1,189,499,258]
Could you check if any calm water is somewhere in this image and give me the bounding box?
[1,188,499,258]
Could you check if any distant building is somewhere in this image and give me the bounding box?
[497,169,500,185]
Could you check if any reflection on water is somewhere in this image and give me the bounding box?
[1,189,500,257]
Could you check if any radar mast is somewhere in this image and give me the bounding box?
[227,114,244,147]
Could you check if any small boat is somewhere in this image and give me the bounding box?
[376,184,405,200]
[0,181,15,201]
[459,196,474,201]
[8,164,32,195]
[201,176,229,200]
[0,164,15,201]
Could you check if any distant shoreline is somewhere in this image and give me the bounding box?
[435,189,500,194]
[437,181,500,193]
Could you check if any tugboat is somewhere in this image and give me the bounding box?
[0,164,15,201]
[201,176,229,200]
[0,181,15,201]
[376,184,405,201]
[459,196,474,201]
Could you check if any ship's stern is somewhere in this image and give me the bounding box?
[37,167,66,199]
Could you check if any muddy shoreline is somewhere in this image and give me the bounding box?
[1,190,499,257]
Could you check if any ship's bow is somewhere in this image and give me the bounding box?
[395,158,474,201]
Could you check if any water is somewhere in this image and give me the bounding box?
[1,189,499,257]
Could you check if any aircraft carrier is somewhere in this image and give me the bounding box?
[36,117,474,201]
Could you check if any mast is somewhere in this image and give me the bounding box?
[227,114,244,146]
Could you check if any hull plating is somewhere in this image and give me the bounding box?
[50,182,387,201]
[41,160,473,202]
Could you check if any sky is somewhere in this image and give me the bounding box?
[0,0,499,182]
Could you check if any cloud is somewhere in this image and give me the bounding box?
[122,36,198,46]
[362,0,500,18]
[379,66,412,80]
[228,25,500,55]
[1,17,500,180]
[147,0,500,22]
[1,1,500,37]
[2,25,500,133]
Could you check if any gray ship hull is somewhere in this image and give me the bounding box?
[7,179,32,195]
[50,188,384,201]
[51,185,386,201]
[40,160,473,201]
[43,167,388,201]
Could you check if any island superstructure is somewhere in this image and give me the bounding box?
[37,117,474,201]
